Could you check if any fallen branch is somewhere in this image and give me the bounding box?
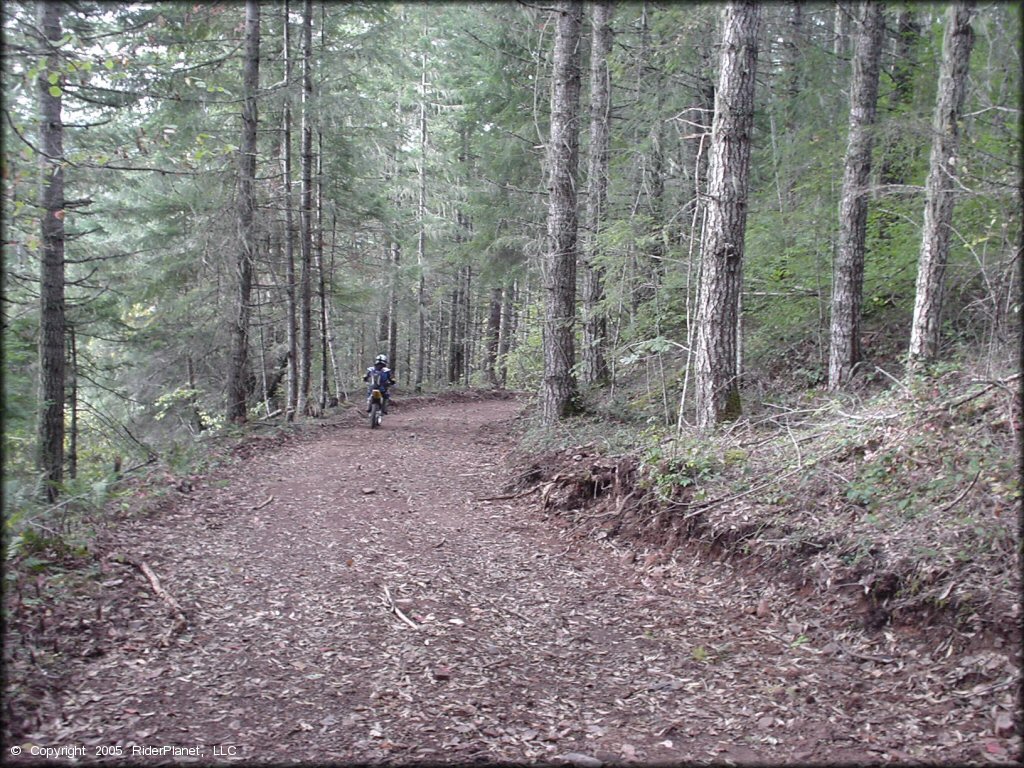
[833,639,896,665]
[137,560,187,619]
[381,585,418,630]
[109,553,188,639]
[252,495,275,510]
[952,674,1019,698]
[938,469,982,513]
[941,374,1022,411]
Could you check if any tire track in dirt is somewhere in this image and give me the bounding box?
[6,397,1010,765]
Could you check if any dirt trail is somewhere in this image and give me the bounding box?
[5,398,1017,765]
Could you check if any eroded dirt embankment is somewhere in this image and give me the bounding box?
[4,395,1020,765]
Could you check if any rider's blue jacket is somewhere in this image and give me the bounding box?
[364,365,394,395]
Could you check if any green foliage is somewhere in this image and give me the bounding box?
[502,308,543,391]
[641,433,723,500]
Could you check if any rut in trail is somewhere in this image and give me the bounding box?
[6,397,1013,765]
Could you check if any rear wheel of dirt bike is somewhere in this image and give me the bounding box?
[369,401,381,428]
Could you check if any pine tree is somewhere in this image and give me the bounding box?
[226,0,261,423]
[580,0,614,388]
[694,1,761,429]
[35,1,67,499]
[542,1,584,425]
[828,1,885,390]
[908,1,976,365]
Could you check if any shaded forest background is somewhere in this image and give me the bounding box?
[2,2,1020,526]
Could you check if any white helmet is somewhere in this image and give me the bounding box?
[375,354,388,365]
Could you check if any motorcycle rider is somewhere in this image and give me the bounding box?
[364,354,395,414]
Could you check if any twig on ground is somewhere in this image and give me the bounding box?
[786,423,803,469]
[137,560,186,618]
[952,675,1018,698]
[938,469,982,513]
[382,585,418,630]
[251,495,275,510]
[109,553,188,640]
[942,374,1022,411]
[875,365,912,394]
[833,639,896,664]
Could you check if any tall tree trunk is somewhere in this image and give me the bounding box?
[415,17,430,393]
[388,241,399,372]
[463,264,473,386]
[834,2,850,60]
[226,0,260,423]
[485,286,503,386]
[36,1,66,499]
[280,0,299,421]
[67,324,77,481]
[316,133,329,410]
[542,0,583,425]
[580,0,613,388]
[828,1,884,390]
[416,43,428,393]
[296,0,314,416]
[908,1,975,365]
[498,281,515,388]
[694,0,760,430]
[447,278,462,384]
[187,354,205,433]
[325,213,344,401]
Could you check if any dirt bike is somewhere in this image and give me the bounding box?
[367,371,385,429]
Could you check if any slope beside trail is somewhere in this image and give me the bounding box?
[6,397,1016,765]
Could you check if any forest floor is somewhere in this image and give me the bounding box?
[4,393,1021,765]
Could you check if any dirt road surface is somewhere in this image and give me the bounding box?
[4,397,1017,765]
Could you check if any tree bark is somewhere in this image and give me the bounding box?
[580,0,613,389]
[316,133,329,410]
[325,213,344,401]
[485,286,503,386]
[462,263,473,387]
[542,0,583,425]
[827,1,884,390]
[416,36,428,393]
[447,278,462,384]
[498,280,515,388]
[225,0,260,423]
[388,240,400,372]
[694,0,760,430]
[67,325,77,481]
[834,2,850,61]
[36,0,66,500]
[296,0,314,416]
[280,0,299,421]
[908,1,975,364]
